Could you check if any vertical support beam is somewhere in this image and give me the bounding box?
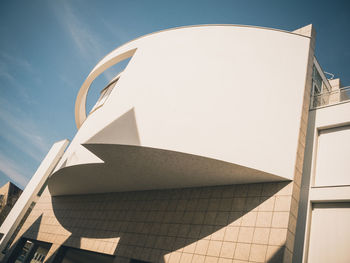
[0,140,69,257]
[289,24,317,263]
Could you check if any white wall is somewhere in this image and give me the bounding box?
[308,203,350,263]
[315,126,350,186]
[56,25,311,182]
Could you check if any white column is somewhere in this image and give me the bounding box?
[0,139,69,255]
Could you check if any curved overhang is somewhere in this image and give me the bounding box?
[48,144,286,196]
[75,24,311,129]
[61,24,314,196]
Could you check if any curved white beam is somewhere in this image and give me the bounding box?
[75,48,137,128]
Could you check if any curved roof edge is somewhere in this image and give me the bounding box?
[75,24,312,129]
[99,24,312,66]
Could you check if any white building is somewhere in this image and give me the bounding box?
[0,24,349,263]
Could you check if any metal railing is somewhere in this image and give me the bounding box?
[311,86,350,109]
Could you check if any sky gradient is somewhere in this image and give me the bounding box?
[0,0,349,188]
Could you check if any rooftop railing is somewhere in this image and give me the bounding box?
[311,86,350,109]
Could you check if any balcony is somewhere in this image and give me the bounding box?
[311,86,350,109]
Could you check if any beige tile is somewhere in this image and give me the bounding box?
[234,185,248,197]
[218,258,233,263]
[183,239,197,253]
[188,225,201,238]
[200,225,214,240]
[207,240,222,257]
[245,197,260,211]
[283,247,293,263]
[228,212,242,226]
[274,196,292,211]
[290,198,298,218]
[216,212,229,225]
[252,227,270,245]
[271,212,289,228]
[220,241,236,258]
[285,231,295,253]
[265,245,284,262]
[258,196,275,212]
[224,227,239,242]
[195,239,210,255]
[269,228,287,246]
[208,199,221,211]
[205,256,218,263]
[192,254,206,263]
[211,228,226,241]
[219,199,233,211]
[204,212,217,225]
[288,215,297,235]
[247,184,262,197]
[255,212,272,227]
[180,252,193,263]
[193,212,206,224]
[169,251,182,263]
[231,198,246,211]
[249,244,267,262]
[173,237,186,252]
[237,227,254,243]
[292,184,300,202]
[240,212,257,227]
[276,183,293,196]
[234,243,250,261]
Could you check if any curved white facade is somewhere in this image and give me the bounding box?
[49,25,312,195]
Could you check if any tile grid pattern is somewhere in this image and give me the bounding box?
[13,181,294,263]
[284,24,316,263]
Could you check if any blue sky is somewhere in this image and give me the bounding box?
[0,0,349,188]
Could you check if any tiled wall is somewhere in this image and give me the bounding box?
[13,181,295,263]
[284,24,316,262]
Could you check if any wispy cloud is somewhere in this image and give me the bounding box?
[0,53,39,102]
[0,152,29,188]
[59,2,106,66]
[0,52,35,74]
[0,97,49,161]
[0,51,49,188]
[53,1,126,82]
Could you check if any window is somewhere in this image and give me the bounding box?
[90,77,119,113]
[11,239,51,263]
[312,65,323,95]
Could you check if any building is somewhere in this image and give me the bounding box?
[0,182,22,227]
[0,24,349,263]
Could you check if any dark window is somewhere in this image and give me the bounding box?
[54,246,115,263]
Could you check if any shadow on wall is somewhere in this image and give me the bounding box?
[48,106,284,196]
[87,107,141,146]
[292,108,317,263]
[47,182,289,262]
[3,215,43,263]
